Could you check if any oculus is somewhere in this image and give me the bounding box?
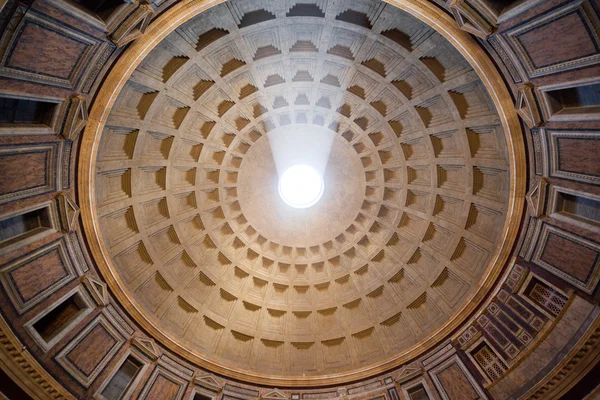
[278,164,324,209]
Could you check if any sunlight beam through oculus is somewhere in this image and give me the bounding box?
[278,165,324,208]
[267,124,335,209]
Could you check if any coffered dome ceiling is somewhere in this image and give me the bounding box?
[86,0,518,383]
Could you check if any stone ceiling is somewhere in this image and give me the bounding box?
[93,0,510,379]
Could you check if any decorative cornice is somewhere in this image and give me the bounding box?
[0,314,75,400]
[109,3,155,47]
[194,373,224,393]
[516,83,542,128]
[132,336,161,361]
[525,178,548,218]
[61,94,88,141]
[56,193,80,233]
[82,275,109,307]
[449,0,495,39]
[522,315,600,399]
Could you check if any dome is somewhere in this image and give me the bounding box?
[1,0,599,398]
[85,0,518,384]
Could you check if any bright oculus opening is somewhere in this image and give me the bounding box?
[267,125,334,209]
[278,165,324,208]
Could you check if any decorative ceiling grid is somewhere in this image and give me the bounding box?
[93,0,510,377]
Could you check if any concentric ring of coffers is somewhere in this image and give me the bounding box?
[94,0,510,377]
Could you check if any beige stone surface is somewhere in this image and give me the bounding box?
[78,0,525,385]
[238,134,365,247]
